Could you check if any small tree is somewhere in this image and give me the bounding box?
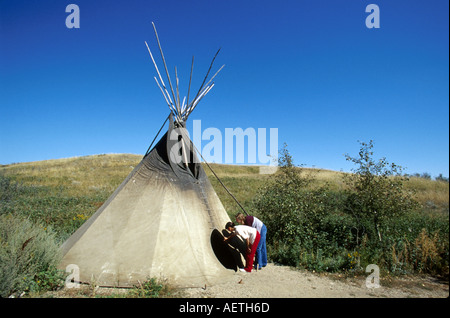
[252,143,334,267]
[253,143,316,244]
[275,143,314,189]
[343,140,418,244]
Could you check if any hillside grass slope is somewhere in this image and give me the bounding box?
[0,153,448,297]
[1,153,448,238]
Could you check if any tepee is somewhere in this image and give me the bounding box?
[59,23,234,288]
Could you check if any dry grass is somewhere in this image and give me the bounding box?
[406,177,449,208]
[1,154,447,297]
[1,153,448,213]
[1,154,142,196]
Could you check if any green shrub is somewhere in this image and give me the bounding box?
[0,214,63,297]
[252,142,448,277]
[253,144,351,270]
[343,140,419,245]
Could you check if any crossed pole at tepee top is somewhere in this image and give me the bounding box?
[145,22,225,124]
[143,23,248,216]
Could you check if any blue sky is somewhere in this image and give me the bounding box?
[1,0,448,177]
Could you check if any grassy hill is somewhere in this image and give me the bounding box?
[1,153,448,241]
[1,153,448,296]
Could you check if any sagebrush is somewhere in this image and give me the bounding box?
[0,214,63,297]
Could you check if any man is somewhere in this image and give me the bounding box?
[224,222,260,272]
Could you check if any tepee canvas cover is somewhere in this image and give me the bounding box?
[59,115,233,287]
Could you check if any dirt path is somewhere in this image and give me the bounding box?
[182,263,448,298]
[47,262,448,298]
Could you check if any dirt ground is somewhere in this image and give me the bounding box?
[49,262,448,298]
[181,263,448,298]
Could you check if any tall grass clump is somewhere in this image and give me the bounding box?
[0,214,64,297]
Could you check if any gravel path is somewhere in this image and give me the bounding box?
[46,262,448,298]
[182,263,448,298]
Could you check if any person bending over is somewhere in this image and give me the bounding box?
[224,222,260,273]
[235,213,267,270]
